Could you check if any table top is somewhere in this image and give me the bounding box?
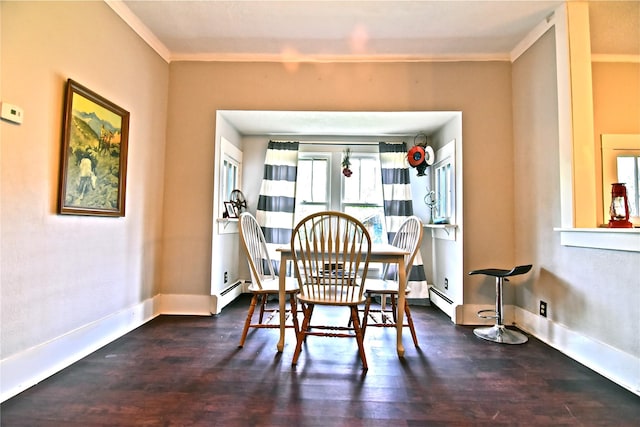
[277,243,408,257]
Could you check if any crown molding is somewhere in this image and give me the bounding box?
[105,0,171,63]
[591,54,640,63]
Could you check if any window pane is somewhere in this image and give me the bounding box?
[616,156,639,217]
[295,157,329,223]
[343,157,360,202]
[360,158,382,203]
[312,159,328,202]
[344,205,386,244]
[223,159,237,200]
[296,159,312,201]
[342,156,382,204]
[296,149,386,244]
[435,163,451,222]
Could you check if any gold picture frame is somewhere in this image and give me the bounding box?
[58,79,129,216]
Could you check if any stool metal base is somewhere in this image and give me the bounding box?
[473,325,528,345]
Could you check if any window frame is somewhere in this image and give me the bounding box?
[294,144,387,244]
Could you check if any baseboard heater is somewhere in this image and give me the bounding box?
[428,285,456,320]
[211,280,245,315]
[429,285,453,304]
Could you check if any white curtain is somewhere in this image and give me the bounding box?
[256,141,299,274]
[378,142,429,302]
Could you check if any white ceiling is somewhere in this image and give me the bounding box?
[119,0,566,62]
[218,110,460,136]
[111,0,639,136]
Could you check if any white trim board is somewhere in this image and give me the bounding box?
[1,297,159,402]
[0,294,214,403]
[427,295,639,398]
[516,307,640,397]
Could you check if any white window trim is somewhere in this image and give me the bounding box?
[217,137,242,234]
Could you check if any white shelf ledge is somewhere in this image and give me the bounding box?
[554,227,640,252]
[216,218,238,223]
[423,223,457,230]
[423,223,457,240]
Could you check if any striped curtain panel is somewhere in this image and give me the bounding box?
[378,142,429,302]
[255,141,299,274]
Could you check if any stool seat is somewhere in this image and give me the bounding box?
[469,264,532,345]
[469,265,532,278]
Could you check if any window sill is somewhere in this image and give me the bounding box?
[216,217,239,234]
[424,223,457,241]
[554,227,640,252]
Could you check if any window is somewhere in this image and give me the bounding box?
[218,137,242,234]
[294,146,387,243]
[434,163,452,223]
[601,134,640,226]
[432,139,456,225]
[222,158,238,202]
[615,155,639,223]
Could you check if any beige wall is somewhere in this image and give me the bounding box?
[1,1,169,359]
[4,0,637,402]
[513,27,639,359]
[163,61,516,303]
[592,61,640,224]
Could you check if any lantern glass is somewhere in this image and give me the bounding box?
[608,183,633,228]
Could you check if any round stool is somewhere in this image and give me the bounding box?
[469,264,532,344]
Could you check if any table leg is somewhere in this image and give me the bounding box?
[277,255,287,352]
[396,257,406,357]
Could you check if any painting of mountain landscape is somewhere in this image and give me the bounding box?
[58,79,129,216]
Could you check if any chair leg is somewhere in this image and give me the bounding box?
[292,303,314,365]
[404,301,419,347]
[350,306,368,371]
[258,294,268,323]
[289,294,300,334]
[390,294,397,323]
[362,294,372,335]
[238,294,259,348]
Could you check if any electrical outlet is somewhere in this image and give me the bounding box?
[444,278,449,290]
[224,271,228,284]
[539,300,547,317]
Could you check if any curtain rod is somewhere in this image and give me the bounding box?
[272,141,406,146]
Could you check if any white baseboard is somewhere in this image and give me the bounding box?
[0,293,233,403]
[516,306,640,397]
[426,290,639,397]
[156,293,214,315]
[1,296,159,402]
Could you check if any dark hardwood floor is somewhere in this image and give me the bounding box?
[2,294,638,426]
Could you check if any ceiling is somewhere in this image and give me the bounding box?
[111,0,639,136]
[119,0,567,62]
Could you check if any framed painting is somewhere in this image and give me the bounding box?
[58,79,129,216]
[224,201,238,218]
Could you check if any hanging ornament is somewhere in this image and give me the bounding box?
[342,148,352,177]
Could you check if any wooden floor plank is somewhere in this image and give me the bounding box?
[1,295,638,426]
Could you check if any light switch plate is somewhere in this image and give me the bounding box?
[1,102,24,124]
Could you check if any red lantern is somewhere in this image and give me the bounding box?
[608,183,633,228]
[407,146,425,167]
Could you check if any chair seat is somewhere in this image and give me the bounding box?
[248,276,299,293]
[364,278,412,295]
[297,292,366,306]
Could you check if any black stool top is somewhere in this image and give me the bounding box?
[469,264,532,278]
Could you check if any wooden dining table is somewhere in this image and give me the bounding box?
[276,243,410,357]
